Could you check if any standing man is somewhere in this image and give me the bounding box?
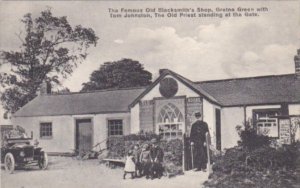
[149,138,164,179]
[190,112,209,172]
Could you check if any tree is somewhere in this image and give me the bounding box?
[0,8,98,113]
[81,59,152,91]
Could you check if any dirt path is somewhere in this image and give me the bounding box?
[1,157,208,188]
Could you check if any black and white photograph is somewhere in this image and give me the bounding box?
[0,0,299,187]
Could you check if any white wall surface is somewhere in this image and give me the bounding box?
[203,99,221,149]
[12,112,131,153]
[289,104,300,115]
[72,113,130,150]
[221,107,244,150]
[130,104,140,133]
[12,116,74,153]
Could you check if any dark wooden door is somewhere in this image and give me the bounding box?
[183,134,192,171]
[76,119,93,154]
[216,109,221,150]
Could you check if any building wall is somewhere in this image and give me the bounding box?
[132,75,202,134]
[142,75,199,100]
[220,104,300,150]
[131,75,223,147]
[92,113,131,147]
[245,105,281,120]
[130,105,140,133]
[12,116,74,153]
[203,99,221,149]
[12,112,131,153]
[289,104,300,115]
[221,107,244,150]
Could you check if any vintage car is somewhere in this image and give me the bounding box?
[1,125,48,173]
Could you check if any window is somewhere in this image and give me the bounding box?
[157,103,184,140]
[40,122,52,138]
[253,109,280,137]
[108,119,123,136]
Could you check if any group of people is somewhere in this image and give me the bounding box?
[123,138,164,180]
[123,111,210,179]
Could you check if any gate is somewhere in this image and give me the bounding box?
[183,134,192,171]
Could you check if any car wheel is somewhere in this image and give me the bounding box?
[38,152,48,170]
[4,153,15,174]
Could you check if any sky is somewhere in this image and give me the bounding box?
[0,0,299,96]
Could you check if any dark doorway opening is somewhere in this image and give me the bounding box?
[75,119,93,154]
[216,109,221,150]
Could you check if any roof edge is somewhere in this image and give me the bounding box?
[129,69,220,108]
[50,86,147,96]
[13,110,131,118]
[222,101,300,108]
[195,73,295,84]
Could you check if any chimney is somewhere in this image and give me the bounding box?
[40,81,51,95]
[159,69,168,75]
[295,49,300,78]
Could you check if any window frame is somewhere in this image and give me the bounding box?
[107,119,124,137]
[158,122,183,140]
[157,103,184,140]
[39,122,53,139]
[252,108,280,138]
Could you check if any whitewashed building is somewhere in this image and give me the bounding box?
[12,51,300,154]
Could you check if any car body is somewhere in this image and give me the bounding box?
[1,126,48,173]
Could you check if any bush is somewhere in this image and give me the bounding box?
[236,121,270,150]
[204,119,300,188]
[161,139,183,175]
[205,143,300,188]
[106,136,125,159]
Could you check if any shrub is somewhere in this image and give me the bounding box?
[236,121,270,150]
[106,136,125,159]
[204,119,300,188]
[205,143,300,188]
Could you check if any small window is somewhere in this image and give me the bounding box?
[253,109,279,137]
[108,120,123,136]
[40,122,52,139]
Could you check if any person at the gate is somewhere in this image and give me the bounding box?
[149,138,164,179]
[190,111,209,172]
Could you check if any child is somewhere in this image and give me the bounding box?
[123,150,136,179]
[139,144,151,178]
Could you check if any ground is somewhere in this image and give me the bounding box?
[1,156,208,188]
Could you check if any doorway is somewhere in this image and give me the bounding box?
[75,118,93,154]
[216,109,221,150]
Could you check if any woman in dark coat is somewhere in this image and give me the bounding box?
[190,112,209,171]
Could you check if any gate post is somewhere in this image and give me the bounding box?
[206,132,212,175]
[182,133,185,171]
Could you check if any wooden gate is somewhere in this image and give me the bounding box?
[183,134,192,171]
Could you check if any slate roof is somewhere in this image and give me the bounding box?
[196,74,300,106]
[13,87,145,117]
[13,70,300,117]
